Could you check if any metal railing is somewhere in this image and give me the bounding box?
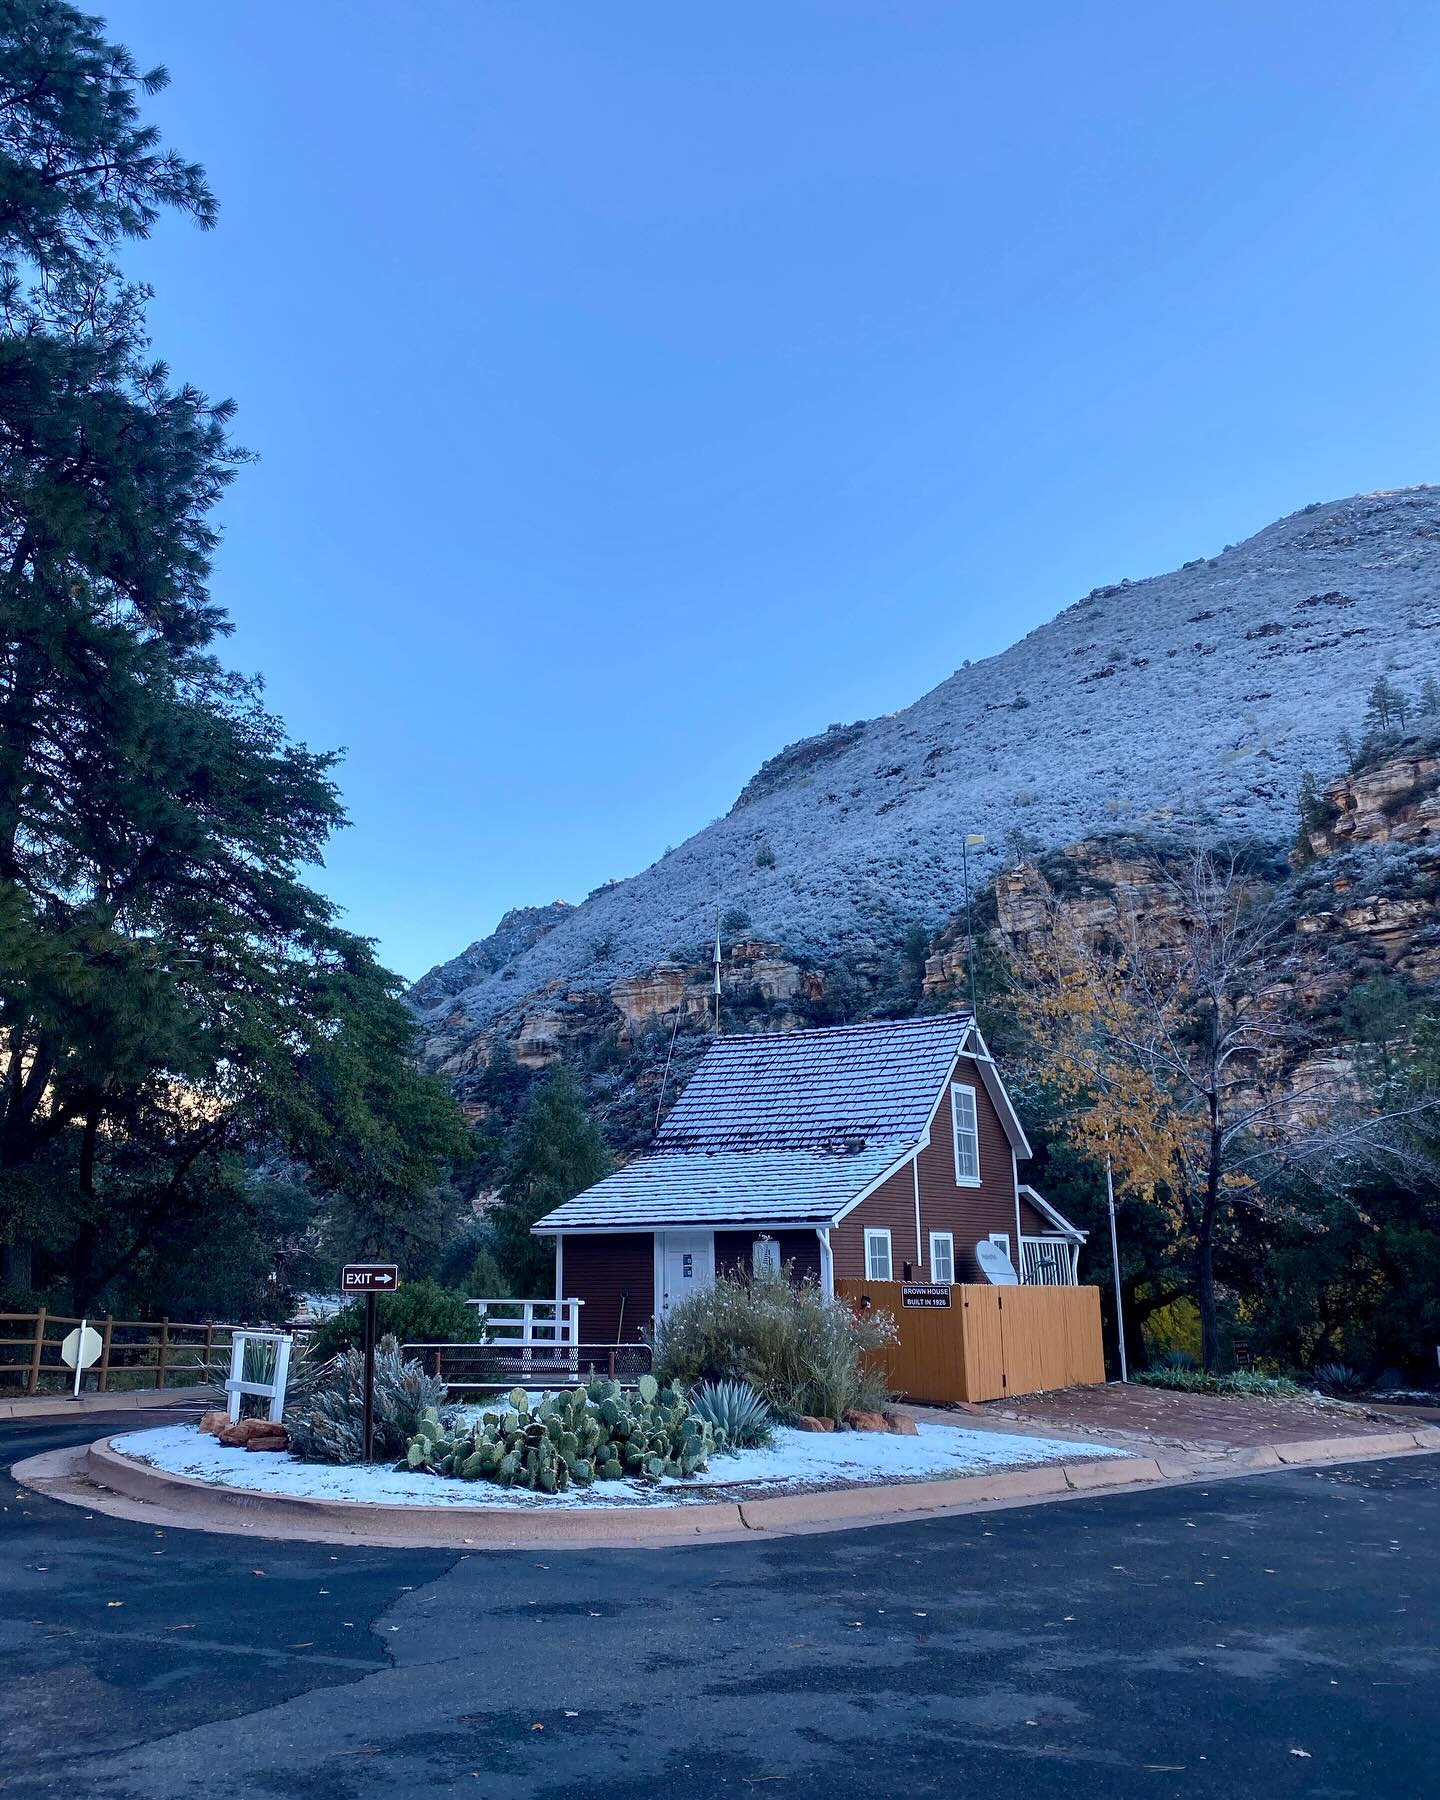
[1019,1237,1080,1286]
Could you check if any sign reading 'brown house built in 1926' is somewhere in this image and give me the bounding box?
[901,1283,952,1309]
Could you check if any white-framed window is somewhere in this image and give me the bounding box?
[929,1231,955,1284]
[951,1082,981,1186]
[864,1228,893,1282]
[752,1236,780,1276]
[988,1232,1011,1261]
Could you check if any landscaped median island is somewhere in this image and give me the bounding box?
[106,1410,1130,1511]
[94,1279,1137,1526]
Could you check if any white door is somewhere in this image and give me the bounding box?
[657,1231,715,1318]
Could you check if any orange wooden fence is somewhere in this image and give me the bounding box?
[836,1280,1106,1403]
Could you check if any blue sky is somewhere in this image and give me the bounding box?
[105,2,1440,981]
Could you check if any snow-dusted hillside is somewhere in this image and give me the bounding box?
[413,487,1440,1031]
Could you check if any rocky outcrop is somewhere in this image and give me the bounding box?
[420,741,1440,1168]
[1298,742,1440,859]
[410,902,574,1009]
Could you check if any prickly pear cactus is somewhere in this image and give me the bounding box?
[401,1376,719,1493]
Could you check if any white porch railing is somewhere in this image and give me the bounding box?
[464,1297,582,1349]
[1020,1237,1079,1286]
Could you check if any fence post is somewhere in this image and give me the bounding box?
[27,1306,46,1395]
[99,1316,113,1392]
[156,1318,169,1389]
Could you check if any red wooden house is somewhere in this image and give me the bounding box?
[531,1014,1085,1347]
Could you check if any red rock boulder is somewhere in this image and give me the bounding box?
[842,1410,890,1432]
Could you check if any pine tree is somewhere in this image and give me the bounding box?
[1363,675,1408,736]
[1421,675,1440,717]
[0,4,466,1305]
[489,1067,612,1295]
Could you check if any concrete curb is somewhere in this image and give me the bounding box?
[76,1438,1163,1549]
[1,1387,204,1422]
[29,1427,1437,1552]
[1270,1429,1425,1465]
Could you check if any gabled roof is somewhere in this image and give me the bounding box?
[532,1140,911,1233]
[1018,1184,1086,1240]
[655,1013,975,1154]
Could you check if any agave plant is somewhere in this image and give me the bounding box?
[1312,1361,1364,1396]
[688,1378,774,1449]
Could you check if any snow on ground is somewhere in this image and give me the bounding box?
[110,1420,1130,1512]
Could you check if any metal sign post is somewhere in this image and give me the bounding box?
[342,1264,399,1464]
[61,1319,102,1399]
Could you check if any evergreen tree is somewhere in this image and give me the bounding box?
[900,922,930,993]
[0,3,466,1305]
[1421,675,1440,717]
[1363,674,1408,736]
[489,1066,611,1295]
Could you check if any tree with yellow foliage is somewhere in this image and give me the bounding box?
[1014,848,1313,1371]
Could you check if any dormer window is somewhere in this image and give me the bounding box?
[951,1082,981,1186]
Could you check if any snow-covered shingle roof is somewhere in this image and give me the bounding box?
[533,1015,978,1234]
[654,1013,974,1153]
[532,1141,911,1232]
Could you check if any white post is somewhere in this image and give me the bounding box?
[268,1334,292,1423]
[72,1317,86,1400]
[1106,1153,1128,1382]
[816,1227,835,1301]
[554,1233,565,1338]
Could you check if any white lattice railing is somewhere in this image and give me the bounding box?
[1020,1237,1079,1286]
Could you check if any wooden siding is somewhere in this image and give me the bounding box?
[832,1054,1021,1281]
[835,1279,1105,1402]
[1017,1193,1055,1235]
[559,1233,653,1344]
[714,1230,823,1284]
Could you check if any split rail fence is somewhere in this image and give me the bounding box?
[836,1280,1105,1404]
[0,1310,274,1397]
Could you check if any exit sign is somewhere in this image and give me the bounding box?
[342,1263,399,1293]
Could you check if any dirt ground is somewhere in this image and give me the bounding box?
[973,1380,1428,1452]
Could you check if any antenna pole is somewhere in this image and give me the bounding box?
[962,835,977,1017]
[713,907,722,1035]
[1105,1147,1129,1383]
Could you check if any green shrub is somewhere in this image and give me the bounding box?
[310,1279,483,1358]
[1134,1368,1304,1398]
[286,1336,447,1464]
[651,1269,897,1424]
[688,1377,774,1448]
[404,1375,716,1491]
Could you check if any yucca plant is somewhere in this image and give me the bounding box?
[689,1378,774,1449]
[1312,1362,1364,1396]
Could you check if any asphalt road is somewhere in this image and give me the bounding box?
[2,1413,1436,1800]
